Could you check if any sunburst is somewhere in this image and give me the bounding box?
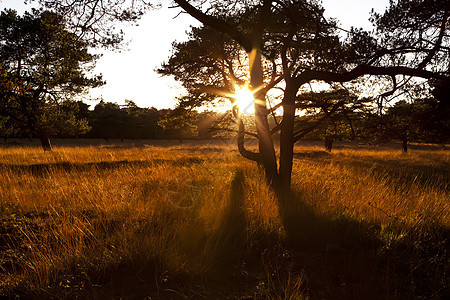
[233,84,255,114]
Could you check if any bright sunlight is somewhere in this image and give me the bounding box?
[233,84,255,114]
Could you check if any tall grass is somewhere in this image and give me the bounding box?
[0,143,448,299]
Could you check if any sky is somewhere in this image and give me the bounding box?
[0,0,389,109]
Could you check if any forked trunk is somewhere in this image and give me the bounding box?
[38,131,52,151]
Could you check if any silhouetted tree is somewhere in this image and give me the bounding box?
[0,9,102,150]
[34,0,450,192]
[362,81,450,151]
[86,100,167,140]
[161,0,449,192]
[421,80,450,145]
[88,101,125,140]
[196,111,221,139]
[293,90,369,151]
[121,100,162,139]
[158,108,198,141]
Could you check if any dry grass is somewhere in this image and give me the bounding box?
[0,142,448,299]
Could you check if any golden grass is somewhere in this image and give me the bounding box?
[0,143,448,299]
[292,148,449,226]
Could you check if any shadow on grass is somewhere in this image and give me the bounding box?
[339,158,449,192]
[4,169,448,299]
[277,190,449,299]
[293,150,331,160]
[0,158,204,176]
[294,149,449,191]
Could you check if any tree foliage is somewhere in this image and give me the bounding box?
[0,9,102,150]
[159,0,449,190]
[31,0,155,48]
[361,79,450,151]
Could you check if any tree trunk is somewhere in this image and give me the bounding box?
[38,131,52,151]
[402,139,408,153]
[278,83,297,193]
[250,49,278,184]
[325,135,334,152]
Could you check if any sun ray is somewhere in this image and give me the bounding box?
[233,84,255,114]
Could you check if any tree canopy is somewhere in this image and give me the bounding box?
[0,8,102,150]
[157,0,449,191]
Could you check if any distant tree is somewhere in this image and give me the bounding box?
[158,108,198,141]
[293,90,370,151]
[88,101,125,140]
[74,101,91,120]
[196,111,221,140]
[0,65,17,140]
[372,80,450,152]
[384,100,416,152]
[121,100,162,139]
[0,9,102,150]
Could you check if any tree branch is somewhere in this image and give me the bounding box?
[294,64,449,86]
[173,0,253,52]
[293,100,344,142]
[417,12,448,70]
[209,126,258,138]
[237,116,260,162]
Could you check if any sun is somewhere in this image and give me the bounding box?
[233,84,255,114]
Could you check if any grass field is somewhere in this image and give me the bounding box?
[0,141,448,299]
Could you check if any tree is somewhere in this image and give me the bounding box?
[0,9,102,150]
[384,100,416,152]
[35,0,450,192]
[363,80,450,152]
[158,108,198,141]
[161,0,449,193]
[120,100,162,140]
[89,101,125,140]
[422,79,450,145]
[293,90,367,151]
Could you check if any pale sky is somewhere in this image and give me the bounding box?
[0,0,389,109]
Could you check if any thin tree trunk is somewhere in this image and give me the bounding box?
[402,139,408,153]
[250,50,278,184]
[325,136,334,152]
[38,131,52,151]
[278,83,297,193]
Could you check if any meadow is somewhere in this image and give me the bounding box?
[0,140,448,299]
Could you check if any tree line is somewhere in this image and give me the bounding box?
[0,97,225,142]
[2,91,448,153]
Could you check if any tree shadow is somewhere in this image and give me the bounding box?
[293,150,331,160]
[203,170,248,275]
[294,150,448,191]
[277,190,449,299]
[336,157,449,192]
[0,158,204,176]
[91,169,250,299]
